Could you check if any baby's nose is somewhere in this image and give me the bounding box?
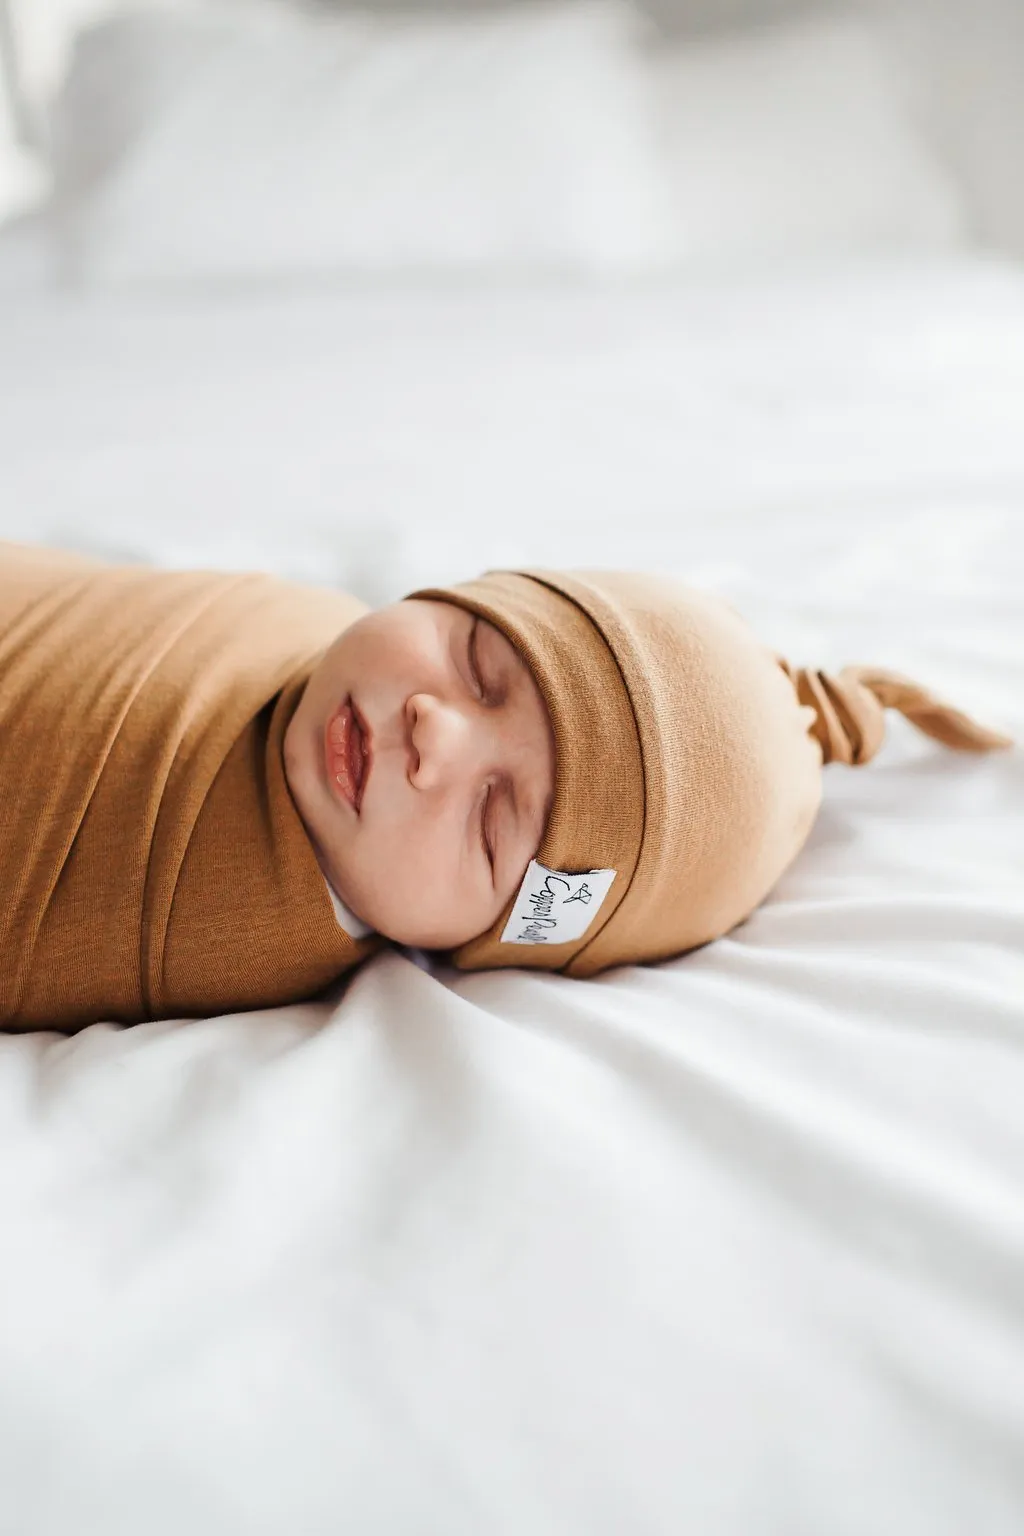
[406,693,476,791]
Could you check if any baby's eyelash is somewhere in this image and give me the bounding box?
[467,618,508,709]
[480,786,494,871]
[468,619,496,875]
[468,618,486,699]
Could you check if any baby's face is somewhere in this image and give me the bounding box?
[284,599,555,949]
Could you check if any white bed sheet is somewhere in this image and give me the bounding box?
[1,256,1023,1535]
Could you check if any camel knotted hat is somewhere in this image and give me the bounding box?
[412,571,1012,976]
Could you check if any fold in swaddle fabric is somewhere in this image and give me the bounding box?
[1,543,374,1033]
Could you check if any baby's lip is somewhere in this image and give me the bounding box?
[352,700,373,804]
[325,697,372,812]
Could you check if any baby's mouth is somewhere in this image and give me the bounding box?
[325,697,371,812]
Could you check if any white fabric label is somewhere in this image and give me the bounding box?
[500,861,617,947]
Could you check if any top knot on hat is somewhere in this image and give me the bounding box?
[777,662,1014,766]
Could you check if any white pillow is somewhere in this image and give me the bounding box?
[650,10,967,267]
[50,0,680,283]
[0,2,48,227]
[0,137,45,226]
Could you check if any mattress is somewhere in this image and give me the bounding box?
[1,256,1023,1535]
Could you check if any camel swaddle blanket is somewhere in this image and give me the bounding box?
[0,543,374,1033]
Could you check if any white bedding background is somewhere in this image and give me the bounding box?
[1,3,1023,1533]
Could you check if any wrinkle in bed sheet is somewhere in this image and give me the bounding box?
[0,260,1023,1535]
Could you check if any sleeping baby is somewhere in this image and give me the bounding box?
[0,541,1012,1033]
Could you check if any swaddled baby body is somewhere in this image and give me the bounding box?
[1,542,374,1032]
[0,543,1012,1034]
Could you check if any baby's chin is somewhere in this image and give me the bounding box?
[348,902,472,952]
[336,871,497,952]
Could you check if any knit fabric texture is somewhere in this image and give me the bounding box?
[414,570,1013,977]
[0,543,376,1033]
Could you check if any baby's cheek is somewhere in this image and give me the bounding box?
[344,814,441,942]
[359,814,497,948]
